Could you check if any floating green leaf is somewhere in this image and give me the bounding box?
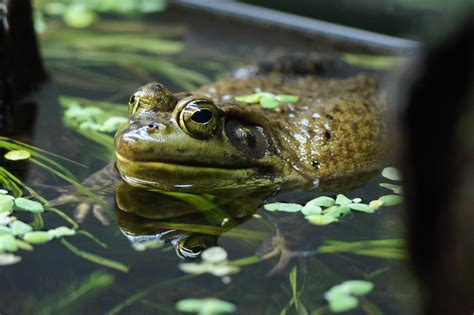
[176,298,236,314]
[0,234,18,252]
[381,167,401,181]
[378,195,403,206]
[63,3,97,28]
[335,194,352,206]
[47,226,76,238]
[23,231,52,244]
[14,198,44,213]
[341,280,374,296]
[347,203,375,213]
[0,189,8,194]
[306,196,335,208]
[263,202,303,212]
[379,183,402,194]
[306,214,338,225]
[369,200,384,210]
[0,195,14,214]
[275,95,299,103]
[0,226,12,236]
[10,221,33,236]
[4,150,31,161]
[325,280,374,313]
[235,94,262,103]
[324,206,351,218]
[260,94,280,109]
[327,293,358,313]
[301,204,322,216]
[201,246,227,263]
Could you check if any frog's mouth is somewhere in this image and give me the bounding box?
[115,152,279,193]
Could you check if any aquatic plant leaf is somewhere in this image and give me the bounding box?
[347,203,374,213]
[0,195,14,214]
[0,189,8,194]
[341,280,374,296]
[327,293,359,313]
[235,94,262,104]
[179,262,209,274]
[260,95,280,109]
[306,214,338,225]
[14,198,44,213]
[47,226,76,238]
[0,253,21,266]
[324,206,351,218]
[0,234,18,252]
[4,150,31,161]
[368,200,384,210]
[381,167,401,181]
[378,195,403,206]
[201,246,227,263]
[176,299,203,312]
[209,264,240,277]
[10,221,33,236]
[132,239,164,251]
[0,213,14,226]
[352,198,362,203]
[264,202,303,212]
[63,3,97,28]
[23,231,52,244]
[306,196,335,208]
[176,298,236,314]
[335,194,352,206]
[0,226,12,236]
[101,117,129,132]
[379,183,402,194]
[301,204,322,216]
[275,95,299,103]
[15,239,33,251]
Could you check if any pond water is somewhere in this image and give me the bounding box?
[0,6,418,315]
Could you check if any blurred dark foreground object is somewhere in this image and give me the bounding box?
[400,11,474,315]
[0,0,46,136]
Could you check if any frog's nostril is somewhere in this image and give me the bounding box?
[147,122,166,130]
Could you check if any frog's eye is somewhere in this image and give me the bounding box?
[178,98,220,138]
[128,93,140,115]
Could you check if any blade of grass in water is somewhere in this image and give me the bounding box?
[60,239,129,272]
[105,274,197,315]
[37,270,115,315]
[47,207,79,230]
[77,230,108,249]
[30,158,113,218]
[0,167,47,203]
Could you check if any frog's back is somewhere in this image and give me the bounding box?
[195,74,386,191]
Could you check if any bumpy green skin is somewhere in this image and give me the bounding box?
[115,73,385,194]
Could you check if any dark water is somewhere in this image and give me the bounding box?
[0,8,418,315]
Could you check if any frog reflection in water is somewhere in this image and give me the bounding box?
[51,61,386,273]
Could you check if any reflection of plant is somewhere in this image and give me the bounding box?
[264,167,403,226]
[34,0,167,31]
[0,138,128,271]
[176,298,236,315]
[179,247,240,281]
[324,280,374,313]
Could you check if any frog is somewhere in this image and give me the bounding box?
[50,60,386,226]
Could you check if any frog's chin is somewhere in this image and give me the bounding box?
[115,152,280,194]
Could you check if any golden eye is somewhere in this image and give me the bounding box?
[178,98,219,138]
[128,93,140,116]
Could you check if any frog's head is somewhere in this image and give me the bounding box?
[115,82,305,193]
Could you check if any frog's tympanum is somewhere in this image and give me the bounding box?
[116,74,385,195]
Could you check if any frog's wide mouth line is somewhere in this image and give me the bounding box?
[115,152,262,173]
